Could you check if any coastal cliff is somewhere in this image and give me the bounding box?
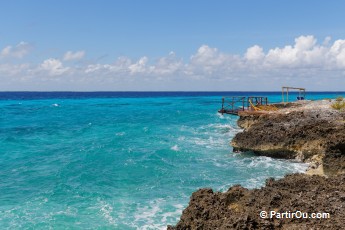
[232,100,345,175]
[169,100,345,229]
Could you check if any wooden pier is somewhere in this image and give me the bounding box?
[218,96,269,115]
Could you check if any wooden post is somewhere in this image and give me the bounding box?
[282,87,284,103]
[286,88,289,103]
[303,89,306,99]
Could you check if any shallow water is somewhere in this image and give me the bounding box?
[0,92,343,229]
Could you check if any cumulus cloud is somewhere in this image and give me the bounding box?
[84,53,183,78]
[190,45,229,68]
[85,56,132,75]
[63,50,85,61]
[186,45,242,78]
[129,56,149,74]
[329,39,345,67]
[39,58,69,76]
[245,45,265,61]
[2,35,345,91]
[151,52,183,75]
[0,41,32,58]
[264,35,328,68]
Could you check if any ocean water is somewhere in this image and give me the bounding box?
[1,91,344,229]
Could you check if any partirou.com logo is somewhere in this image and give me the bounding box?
[259,210,330,219]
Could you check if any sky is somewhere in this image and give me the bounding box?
[1,0,345,91]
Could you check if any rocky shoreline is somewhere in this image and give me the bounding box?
[169,99,345,229]
[232,100,345,176]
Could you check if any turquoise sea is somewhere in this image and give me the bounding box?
[1,91,344,229]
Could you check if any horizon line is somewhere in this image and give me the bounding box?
[1,90,345,93]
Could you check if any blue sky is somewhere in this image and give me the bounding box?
[1,1,345,91]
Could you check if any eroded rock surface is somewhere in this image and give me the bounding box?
[169,100,345,229]
[232,100,345,175]
[168,174,345,230]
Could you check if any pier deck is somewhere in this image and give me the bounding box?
[218,96,269,115]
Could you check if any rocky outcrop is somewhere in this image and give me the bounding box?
[168,174,345,230]
[231,100,345,175]
[169,100,345,229]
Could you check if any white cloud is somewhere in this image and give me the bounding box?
[264,35,330,68]
[323,36,332,46]
[0,63,30,76]
[294,35,316,51]
[85,56,132,74]
[129,56,149,74]
[186,45,242,77]
[39,58,69,76]
[190,45,228,67]
[150,52,183,75]
[2,35,345,91]
[0,41,32,58]
[245,45,265,61]
[329,39,345,67]
[63,50,85,61]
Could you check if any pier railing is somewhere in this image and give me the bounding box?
[218,96,269,115]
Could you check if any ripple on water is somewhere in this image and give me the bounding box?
[0,94,311,228]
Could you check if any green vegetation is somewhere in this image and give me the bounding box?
[336,96,344,102]
[332,97,345,110]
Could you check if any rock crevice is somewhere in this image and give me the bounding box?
[169,174,345,230]
[169,100,345,229]
[232,100,345,175]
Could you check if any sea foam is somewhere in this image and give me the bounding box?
[0,92,315,228]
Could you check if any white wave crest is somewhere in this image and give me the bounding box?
[98,199,117,226]
[171,145,179,151]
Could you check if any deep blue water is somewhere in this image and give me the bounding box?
[0,91,344,229]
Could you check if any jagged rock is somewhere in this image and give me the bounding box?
[231,100,345,175]
[169,100,345,229]
[168,174,345,230]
